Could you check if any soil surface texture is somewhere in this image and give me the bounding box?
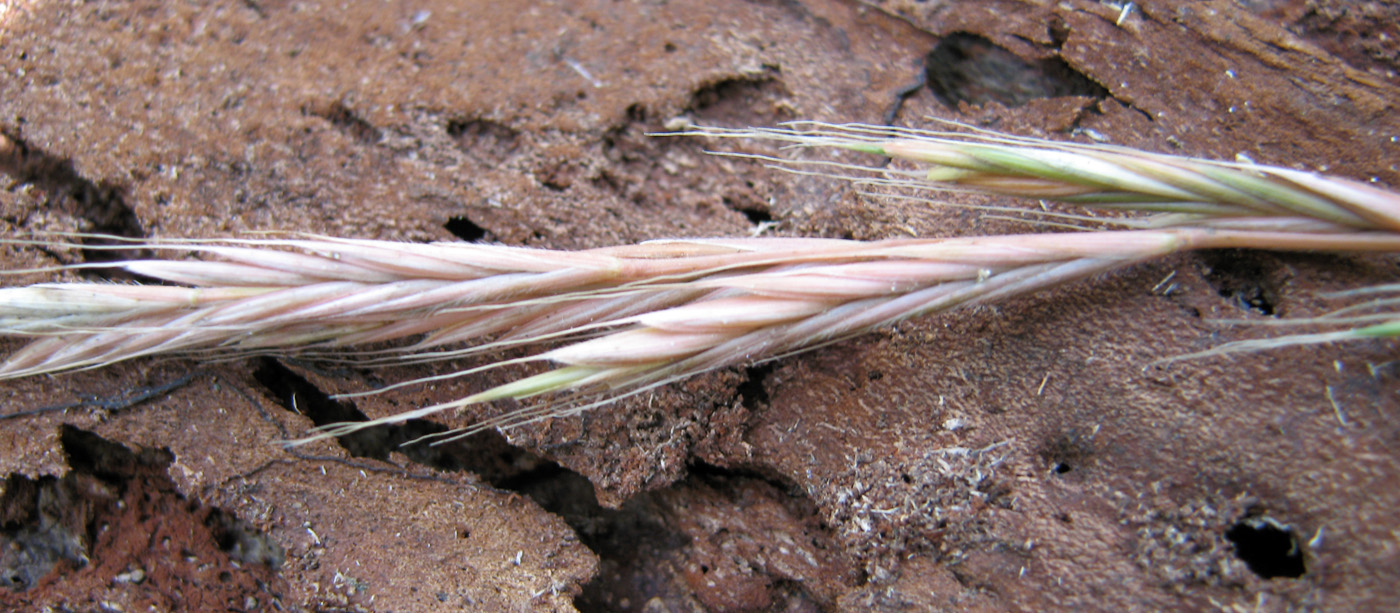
[2,0,1399,611]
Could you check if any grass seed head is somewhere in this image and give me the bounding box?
[6,120,1400,442]
[679,121,1400,232]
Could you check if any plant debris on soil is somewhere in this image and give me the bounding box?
[2,0,1398,610]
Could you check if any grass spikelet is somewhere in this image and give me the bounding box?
[6,225,1400,444]
[678,121,1400,232]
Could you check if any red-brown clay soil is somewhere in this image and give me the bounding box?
[1,0,1398,610]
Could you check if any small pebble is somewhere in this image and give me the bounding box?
[113,568,146,585]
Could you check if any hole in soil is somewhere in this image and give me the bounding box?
[537,159,578,191]
[570,464,846,612]
[206,509,286,568]
[1200,250,1279,316]
[924,32,1107,108]
[0,427,286,599]
[252,357,382,458]
[737,363,775,411]
[287,413,675,604]
[444,215,488,242]
[446,118,520,162]
[0,473,89,591]
[60,425,172,482]
[1039,429,1094,476]
[738,206,772,226]
[484,461,683,613]
[0,131,145,276]
[687,67,788,123]
[302,101,379,144]
[251,357,504,471]
[1225,516,1306,579]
